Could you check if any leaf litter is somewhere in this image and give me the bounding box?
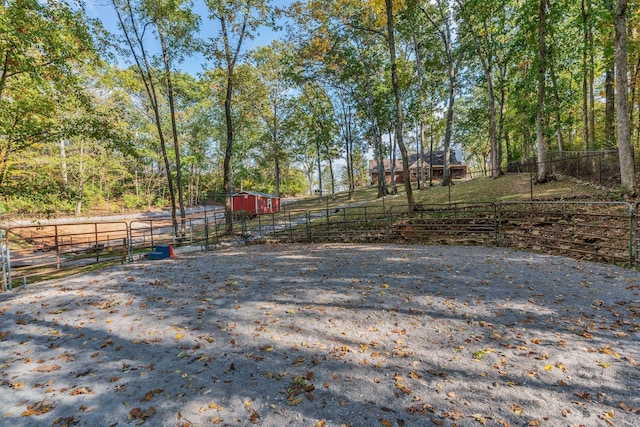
[0,243,639,426]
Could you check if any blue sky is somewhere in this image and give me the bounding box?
[86,0,294,75]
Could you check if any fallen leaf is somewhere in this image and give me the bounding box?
[471,413,487,425]
[599,346,620,358]
[10,381,25,390]
[248,409,260,424]
[141,391,155,401]
[576,392,592,402]
[129,406,157,422]
[620,402,640,413]
[22,401,55,416]
[69,387,94,395]
[208,402,223,411]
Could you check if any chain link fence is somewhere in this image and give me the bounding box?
[507,150,621,187]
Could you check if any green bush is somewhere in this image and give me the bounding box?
[123,194,142,210]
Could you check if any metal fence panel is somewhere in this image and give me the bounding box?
[1,200,638,290]
[3,221,129,287]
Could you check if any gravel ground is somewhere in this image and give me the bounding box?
[1,243,639,427]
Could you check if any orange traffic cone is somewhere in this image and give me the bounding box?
[169,244,175,259]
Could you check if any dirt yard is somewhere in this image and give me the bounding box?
[1,243,639,426]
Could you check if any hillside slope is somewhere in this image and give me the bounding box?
[285,173,616,212]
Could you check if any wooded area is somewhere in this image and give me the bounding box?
[1,0,639,231]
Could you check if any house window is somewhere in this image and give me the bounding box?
[267,198,272,209]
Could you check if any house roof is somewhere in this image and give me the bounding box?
[232,191,279,199]
[369,151,463,171]
[368,159,405,171]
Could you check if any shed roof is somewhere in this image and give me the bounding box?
[232,191,280,199]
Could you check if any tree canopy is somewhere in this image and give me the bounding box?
[2,0,639,215]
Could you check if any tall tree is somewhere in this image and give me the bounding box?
[384,0,414,208]
[205,0,273,232]
[604,0,616,148]
[615,0,635,191]
[535,0,549,183]
[147,0,200,234]
[0,0,97,189]
[421,0,464,187]
[251,42,293,197]
[456,0,506,178]
[112,0,185,234]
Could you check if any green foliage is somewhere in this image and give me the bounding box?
[124,194,144,210]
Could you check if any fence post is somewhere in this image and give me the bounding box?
[598,154,602,186]
[494,203,500,247]
[94,223,99,263]
[55,225,60,269]
[204,218,210,250]
[1,230,7,291]
[272,213,276,239]
[633,202,640,269]
[628,203,635,269]
[242,215,248,244]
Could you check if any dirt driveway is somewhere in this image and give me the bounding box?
[1,243,639,426]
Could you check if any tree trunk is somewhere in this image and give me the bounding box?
[631,57,640,146]
[60,139,68,190]
[442,72,456,186]
[410,23,427,189]
[315,138,322,197]
[345,104,354,199]
[549,60,564,153]
[75,140,84,216]
[362,60,385,198]
[498,70,508,165]
[273,110,281,197]
[223,72,234,232]
[605,0,616,148]
[587,0,596,151]
[326,151,335,196]
[385,0,414,209]
[389,128,396,193]
[581,0,590,152]
[158,26,186,234]
[536,0,549,183]
[615,0,635,191]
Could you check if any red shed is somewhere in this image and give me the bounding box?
[231,191,280,215]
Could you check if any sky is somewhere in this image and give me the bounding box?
[85,0,295,76]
